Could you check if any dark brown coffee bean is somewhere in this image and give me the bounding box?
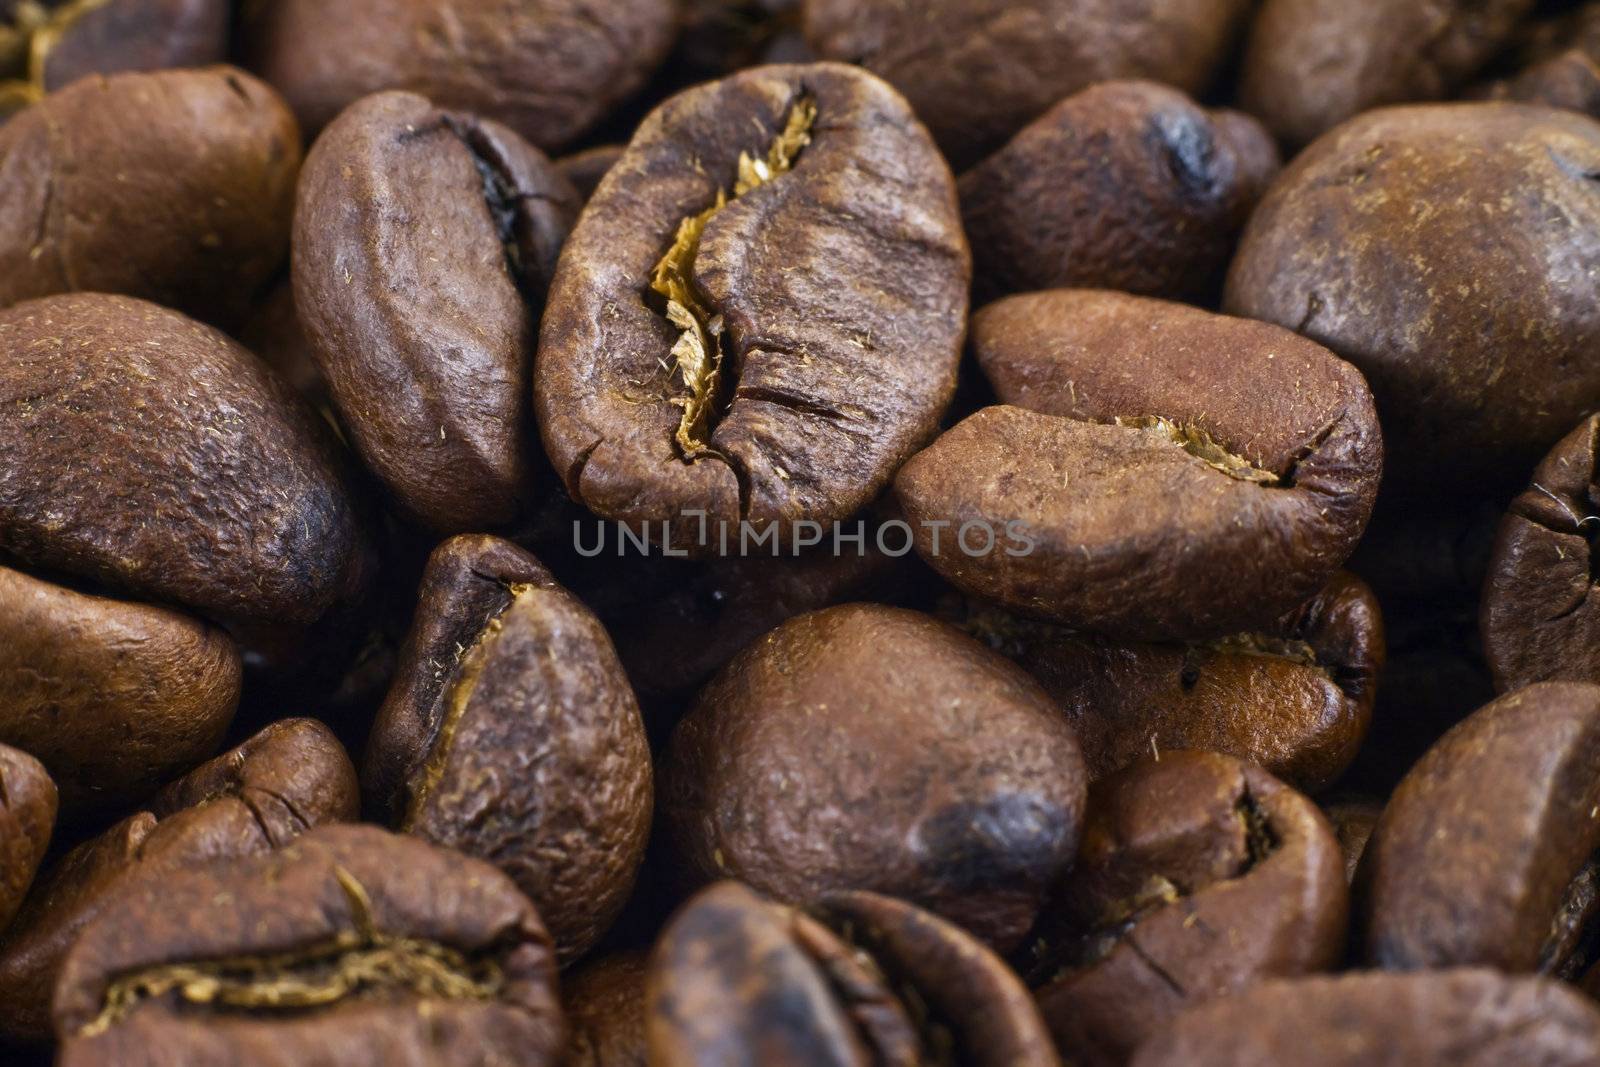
[30,0,227,91]
[661,603,1086,950]
[0,67,299,325]
[802,0,1252,168]
[647,881,1060,1066]
[0,718,357,1041]
[1226,103,1600,496]
[1029,752,1347,1065]
[364,535,652,963]
[1134,969,1600,1067]
[245,0,678,151]
[954,571,1383,792]
[562,952,647,1067]
[1479,49,1600,119]
[1482,415,1600,691]
[537,63,969,553]
[52,823,563,1067]
[896,291,1381,641]
[554,143,623,203]
[1361,682,1600,973]
[0,564,239,821]
[0,293,373,631]
[295,91,578,532]
[0,745,53,936]
[1240,0,1534,148]
[1322,793,1385,884]
[959,81,1278,303]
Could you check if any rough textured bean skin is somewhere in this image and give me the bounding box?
[537,63,969,554]
[0,293,373,631]
[1482,415,1600,691]
[245,0,678,150]
[646,882,1059,1066]
[897,291,1381,641]
[1361,682,1600,973]
[1031,752,1348,1065]
[1132,970,1600,1067]
[803,0,1253,167]
[0,746,54,938]
[661,603,1086,951]
[0,564,239,821]
[0,720,357,1042]
[295,90,578,532]
[0,67,299,325]
[52,825,564,1067]
[1226,103,1600,497]
[1241,0,1535,147]
[364,535,652,963]
[960,81,1278,303]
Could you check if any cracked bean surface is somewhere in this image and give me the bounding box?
[896,291,1382,641]
[1226,103,1600,498]
[0,719,357,1043]
[1029,752,1348,1067]
[537,62,969,554]
[52,824,562,1067]
[363,535,652,964]
[294,90,578,533]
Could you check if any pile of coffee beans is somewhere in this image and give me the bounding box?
[8,2,1600,1064]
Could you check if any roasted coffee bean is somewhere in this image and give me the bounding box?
[0,745,53,936]
[959,81,1278,302]
[1240,0,1533,148]
[295,91,578,532]
[1028,752,1347,1065]
[1482,414,1600,691]
[0,718,357,1041]
[953,571,1383,793]
[0,293,373,631]
[0,564,239,821]
[647,881,1060,1066]
[1479,49,1600,118]
[1226,103,1600,496]
[2,0,227,94]
[1133,969,1600,1066]
[52,823,564,1067]
[363,535,651,963]
[661,603,1085,950]
[562,952,647,1067]
[0,67,299,324]
[1361,682,1600,973]
[1322,793,1385,884]
[537,63,969,554]
[245,0,678,151]
[801,0,1253,168]
[896,290,1381,641]
[554,143,623,203]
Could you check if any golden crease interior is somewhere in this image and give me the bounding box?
[1204,632,1320,668]
[401,582,533,830]
[650,96,817,460]
[81,868,503,1038]
[1116,415,1281,486]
